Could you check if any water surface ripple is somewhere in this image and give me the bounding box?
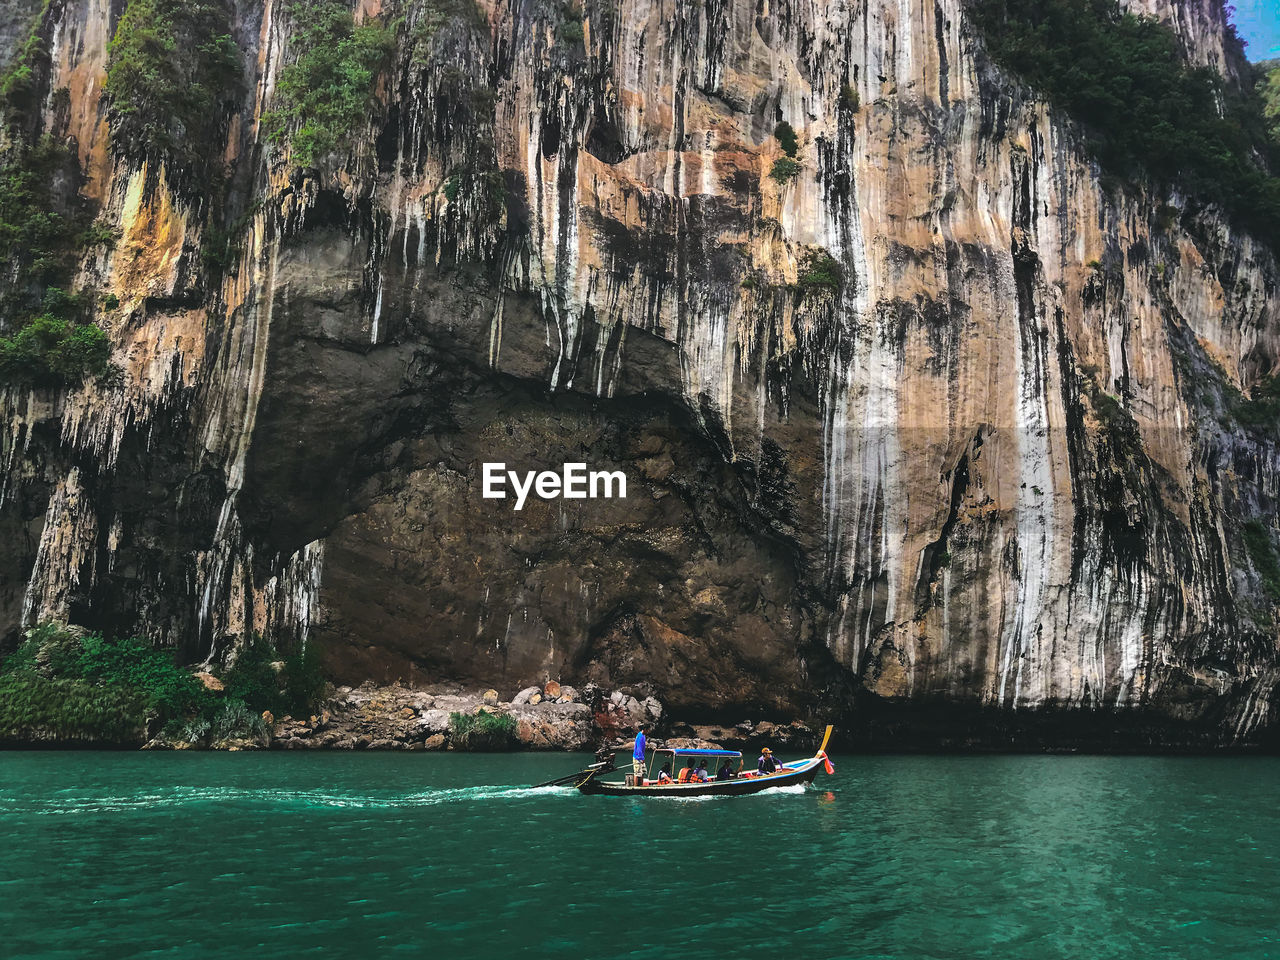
[2,753,1277,959]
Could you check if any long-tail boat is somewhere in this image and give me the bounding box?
[570,725,835,797]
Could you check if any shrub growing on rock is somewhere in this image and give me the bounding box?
[448,710,516,750]
[0,313,112,386]
[179,717,211,744]
[223,634,324,718]
[1231,375,1280,430]
[0,674,148,745]
[797,250,843,293]
[769,157,802,184]
[560,20,585,45]
[409,0,485,63]
[212,699,268,741]
[774,121,799,157]
[0,136,113,388]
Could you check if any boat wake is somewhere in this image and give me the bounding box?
[1,780,820,816]
[0,783,580,816]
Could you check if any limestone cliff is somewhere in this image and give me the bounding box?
[1,0,1278,748]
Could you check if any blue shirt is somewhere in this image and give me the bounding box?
[633,730,647,760]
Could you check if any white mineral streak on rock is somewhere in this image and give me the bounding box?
[106,515,122,573]
[194,206,282,652]
[371,274,385,344]
[998,240,1052,708]
[0,390,55,508]
[22,468,96,626]
[257,539,326,647]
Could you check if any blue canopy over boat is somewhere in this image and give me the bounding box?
[653,748,742,758]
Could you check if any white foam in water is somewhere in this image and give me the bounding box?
[0,783,582,816]
[2,782,818,815]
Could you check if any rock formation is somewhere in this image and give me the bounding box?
[1,0,1277,748]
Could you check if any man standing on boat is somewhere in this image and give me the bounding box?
[632,724,650,783]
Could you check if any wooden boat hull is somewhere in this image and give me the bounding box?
[577,755,825,797]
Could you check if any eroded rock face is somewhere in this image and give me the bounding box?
[2,0,1278,746]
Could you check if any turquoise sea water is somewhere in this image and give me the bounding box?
[2,752,1278,959]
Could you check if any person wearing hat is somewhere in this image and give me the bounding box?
[757,746,780,775]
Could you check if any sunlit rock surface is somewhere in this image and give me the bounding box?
[1,0,1277,747]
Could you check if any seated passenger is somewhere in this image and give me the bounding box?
[716,760,736,780]
[690,760,710,782]
[656,763,673,784]
[757,747,780,774]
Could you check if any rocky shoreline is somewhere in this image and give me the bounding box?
[140,680,818,753]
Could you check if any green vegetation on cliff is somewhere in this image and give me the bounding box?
[1231,374,1280,429]
[970,0,1280,248]
[770,121,802,184]
[0,308,111,386]
[0,9,111,386]
[0,624,326,746]
[103,0,242,185]
[1242,520,1280,602]
[263,1,396,167]
[0,144,111,386]
[797,250,843,293]
[0,137,82,295]
[1260,60,1280,142]
[0,624,203,743]
[770,157,802,184]
[0,0,54,133]
[774,121,799,157]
